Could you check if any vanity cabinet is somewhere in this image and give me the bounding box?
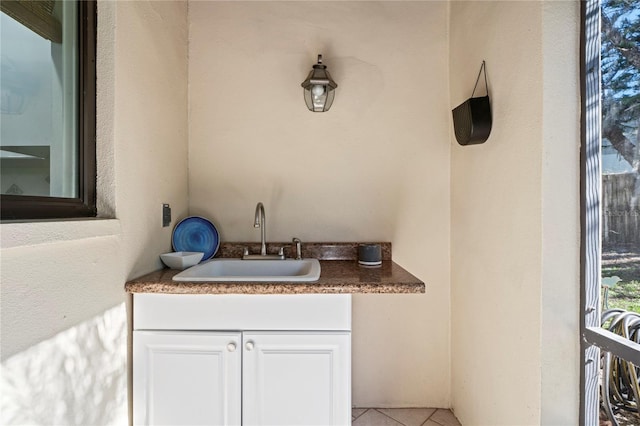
[133,331,241,425]
[132,293,351,426]
[242,331,350,425]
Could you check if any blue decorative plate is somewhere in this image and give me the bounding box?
[172,216,220,260]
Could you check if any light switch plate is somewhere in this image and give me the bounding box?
[162,204,171,227]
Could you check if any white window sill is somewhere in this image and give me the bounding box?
[1,218,121,249]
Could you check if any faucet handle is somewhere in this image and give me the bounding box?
[292,238,302,260]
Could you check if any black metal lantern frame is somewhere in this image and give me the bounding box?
[301,54,338,112]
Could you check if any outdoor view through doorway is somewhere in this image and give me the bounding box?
[598,1,640,425]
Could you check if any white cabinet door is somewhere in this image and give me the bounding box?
[133,331,241,426]
[242,332,351,426]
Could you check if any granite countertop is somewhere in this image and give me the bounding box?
[125,242,425,295]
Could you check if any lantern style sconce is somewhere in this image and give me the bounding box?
[301,54,338,112]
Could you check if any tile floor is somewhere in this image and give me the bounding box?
[352,408,461,426]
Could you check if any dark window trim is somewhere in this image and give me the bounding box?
[0,0,96,221]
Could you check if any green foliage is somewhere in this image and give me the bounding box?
[602,244,640,313]
[604,280,640,314]
[601,0,639,167]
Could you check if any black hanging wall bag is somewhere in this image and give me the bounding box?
[452,61,492,145]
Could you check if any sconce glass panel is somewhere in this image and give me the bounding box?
[301,55,337,112]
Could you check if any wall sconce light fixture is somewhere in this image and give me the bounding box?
[301,54,338,112]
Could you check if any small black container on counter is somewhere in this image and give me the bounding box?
[358,243,382,267]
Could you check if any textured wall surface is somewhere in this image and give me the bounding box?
[450,2,544,424]
[0,305,127,425]
[0,1,582,422]
[449,1,580,424]
[540,2,580,424]
[0,2,189,424]
[188,1,451,407]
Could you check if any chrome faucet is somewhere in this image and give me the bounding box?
[292,237,302,260]
[254,202,267,256]
[243,202,285,260]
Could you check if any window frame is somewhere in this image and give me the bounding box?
[0,0,96,221]
[580,1,640,424]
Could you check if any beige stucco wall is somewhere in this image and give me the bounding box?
[450,1,580,424]
[0,2,189,424]
[540,1,580,423]
[188,1,451,407]
[449,4,542,422]
[0,0,583,422]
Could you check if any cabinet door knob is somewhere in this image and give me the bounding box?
[245,341,255,351]
[227,342,237,352]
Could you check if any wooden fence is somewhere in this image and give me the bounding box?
[603,173,640,245]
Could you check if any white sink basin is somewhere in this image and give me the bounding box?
[172,258,321,282]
